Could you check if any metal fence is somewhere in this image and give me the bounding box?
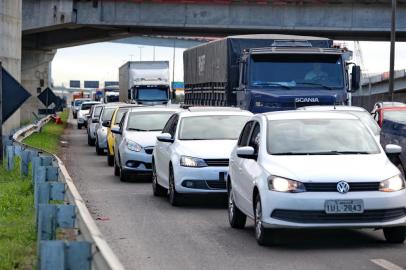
[6,116,124,270]
[353,91,406,112]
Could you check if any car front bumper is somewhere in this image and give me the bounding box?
[121,147,153,175]
[96,128,108,149]
[173,165,228,194]
[260,189,406,228]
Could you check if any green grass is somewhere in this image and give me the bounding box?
[22,110,69,154]
[0,161,36,270]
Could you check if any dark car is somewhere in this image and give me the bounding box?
[379,107,406,176]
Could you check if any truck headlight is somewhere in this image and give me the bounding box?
[180,156,207,168]
[126,140,142,152]
[379,175,405,192]
[268,176,306,193]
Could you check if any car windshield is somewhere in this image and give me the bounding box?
[126,111,175,131]
[179,115,250,140]
[93,106,103,118]
[346,111,380,136]
[267,119,380,155]
[137,88,168,101]
[114,108,128,124]
[81,103,98,110]
[74,99,90,106]
[383,110,406,124]
[250,54,344,89]
[101,107,116,121]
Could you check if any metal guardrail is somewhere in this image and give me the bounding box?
[9,115,125,270]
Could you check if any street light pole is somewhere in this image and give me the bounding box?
[138,46,144,61]
[389,0,397,101]
[172,40,176,84]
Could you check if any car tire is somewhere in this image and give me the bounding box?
[168,166,182,206]
[254,195,272,246]
[87,134,95,146]
[107,154,114,166]
[152,161,166,197]
[120,169,128,182]
[383,227,406,243]
[228,181,246,229]
[95,137,104,155]
[114,157,120,176]
[77,123,82,129]
[73,113,77,119]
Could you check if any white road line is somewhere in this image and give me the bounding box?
[371,259,405,270]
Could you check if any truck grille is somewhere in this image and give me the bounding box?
[304,182,380,192]
[271,208,406,224]
[204,159,229,167]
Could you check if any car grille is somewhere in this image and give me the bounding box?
[206,181,227,189]
[271,208,406,224]
[304,182,380,192]
[204,159,229,167]
[144,147,154,155]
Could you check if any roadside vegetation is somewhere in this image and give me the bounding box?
[23,110,69,154]
[0,160,36,269]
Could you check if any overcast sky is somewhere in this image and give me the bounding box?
[51,41,406,87]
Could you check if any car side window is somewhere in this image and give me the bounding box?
[248,122,261,154]
[119,112,127,131]
[163,114,176,134]
[238,121,254,147]
[169,115,179,137]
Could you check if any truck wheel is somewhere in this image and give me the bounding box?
[384,227,406,243]
[254,195,273,246]
[228,181,246,229]
[152,161,166,196]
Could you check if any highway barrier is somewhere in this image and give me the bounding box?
[6,116,125,270]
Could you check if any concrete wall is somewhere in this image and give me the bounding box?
[0,0,22,134]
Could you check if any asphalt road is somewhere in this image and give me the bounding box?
[61,116,406,270]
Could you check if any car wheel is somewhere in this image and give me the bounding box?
[107,154,114,166]
[383,227,406,243]
[152,161,166,197]
[168,166,182,206]
[254,195,272,246]
[114,157,120,176]
[95,137,103,155]
[228,181,246,229]
[120,169,128,182]
[88,134,95,146]
[73,113,77,119]
[77,123,82,129]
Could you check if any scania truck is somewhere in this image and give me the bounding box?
[119,61,171,105]
[183,34,360,113]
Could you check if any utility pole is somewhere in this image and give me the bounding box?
[153,46,156,61]
[172,40,176,84]
[0,62,3,161]
[389,0,397,101]
[138,46,144,61]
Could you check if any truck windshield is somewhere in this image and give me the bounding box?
[106,95,119,103]
[137,88,168,101]
[179,115,250,140]
[267,119,380,155]
[250,54,344,90]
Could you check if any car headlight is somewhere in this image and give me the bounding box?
[126,140,142,152]
[180,156,207,168]
[268,176,306,193]
[379,174,405,192]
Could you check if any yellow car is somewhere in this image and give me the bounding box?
[107,105,140,166]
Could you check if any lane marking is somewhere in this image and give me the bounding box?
[371,259,405,270]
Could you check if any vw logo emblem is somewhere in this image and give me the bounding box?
[337,181,350,194]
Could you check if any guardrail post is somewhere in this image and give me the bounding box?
[37,182,66,206]
[39,241,91,270]
[34,166,59,211]
[37,204,76,241]
[32,156,53,182]
[20,149,30,176]
[6,145,14,171]
[14,144,22,157]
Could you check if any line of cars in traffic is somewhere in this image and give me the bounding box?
[75,100,406,246]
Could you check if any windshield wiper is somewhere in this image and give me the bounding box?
[273,151,371,155]
[251,82,292,89]
[295,82,334,90]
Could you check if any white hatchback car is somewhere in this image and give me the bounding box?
[228,111,406,245]
[77,101,100,129]
[152,107,252,206]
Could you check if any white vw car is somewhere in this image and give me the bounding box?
[152,107,252,206]
[77,101,100,129]
[228,111,406,245]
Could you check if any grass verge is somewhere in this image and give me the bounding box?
[23,110,69,154]
[0,160,36,269]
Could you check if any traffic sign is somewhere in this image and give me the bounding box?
[69,80,81,88]
[84,81,99,88]
[38,87,58,108]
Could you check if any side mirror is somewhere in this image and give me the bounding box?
[236,146,257,159]
[350,65,361,92]
[111,127,122,135]
[157,133,174,143]
[92,118,99,123]
[385,144,402,155]
[102,120,111,128]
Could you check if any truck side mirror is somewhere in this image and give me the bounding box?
[350,65,361,92]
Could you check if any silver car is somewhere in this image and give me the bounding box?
[72,98,91,119]
[87,104,105,146]
[95,103,123,155]
[111,106,182,182]
[77,101,100,129]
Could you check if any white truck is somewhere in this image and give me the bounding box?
[119,61,171,105]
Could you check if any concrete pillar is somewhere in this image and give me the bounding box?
[21,49,56,123]
[0,0,22,134]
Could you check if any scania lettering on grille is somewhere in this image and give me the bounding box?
[295,97,320,103]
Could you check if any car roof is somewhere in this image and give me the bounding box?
[74,98,91,101]
[82,101,100,105]
[263,110,359,121]
[378,106,406,112]
[298,105,367,112]
[177,107,252,117]
[128,106,183,113]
